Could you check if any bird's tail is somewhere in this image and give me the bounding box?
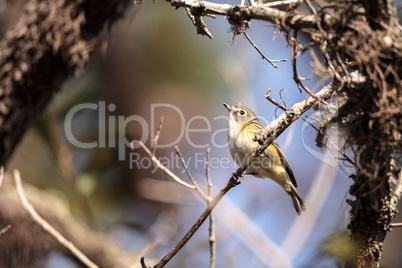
[286,184,307,216]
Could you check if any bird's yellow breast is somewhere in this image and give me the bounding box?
[228,120,284,180]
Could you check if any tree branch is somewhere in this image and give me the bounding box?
[164,0,320,30]
[254,78,344,145]
[152,176,240,268]
[131,140,196,189]
[0,0,131,166]
[13,170,99,268]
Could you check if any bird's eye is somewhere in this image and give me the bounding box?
[239,110,246,115]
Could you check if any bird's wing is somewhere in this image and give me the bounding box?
[272,141,298,187]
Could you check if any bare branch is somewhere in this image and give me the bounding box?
[290,30,320,100]
[165,0,319,29]
[265,88,288,111]
[264,0,302,7]
[206,148,212,198]
[302,117,356,166]
[150,177,240,268]
[207,212,216,268]
[254,78,344,145]
[185,8,214,39]
[131,141,196,189]
[243,32,287,68]
[0,224,11,236]
[13,170,99,268]
[303,0,317,15]
[152,116,164,156]
[141,257,151,268]
[205,148,216,268]
[0,166,4,189]
[174,145,210,201]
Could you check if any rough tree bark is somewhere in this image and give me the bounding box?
[0,0,131,166]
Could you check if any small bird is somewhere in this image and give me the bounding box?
[223,102,307,215]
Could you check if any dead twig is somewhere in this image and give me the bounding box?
[0,224,11,236]
[290,30,318,98]
[13,170,99,268]
[185,8,214,39]
[302,117,356,166]
[264,0,302,7]
[151,177,241,268]
[132,141,196,189]
[243,31,287,68]
[174,145,210,201]
[0,166,4,189]
[265,88,288,112]
[303,0,317,14]
[205,147,216,268]
[152,116,164,156]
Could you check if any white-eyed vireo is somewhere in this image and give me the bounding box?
[223,103,307,215]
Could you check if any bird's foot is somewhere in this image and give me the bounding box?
[256,145,266,156]
[231,173,243,185]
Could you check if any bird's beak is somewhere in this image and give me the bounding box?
[223,102,232,112]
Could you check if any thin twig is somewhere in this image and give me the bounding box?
[390,223,402,227]
[265,88,288,111]
[321,48,342,82]
[151,177,240,268]
[206,148,212,198]
[185,8,214,39]
[264,0,302,7]
[254,78,344,143]
[141,257,151,268]
[0,166,4,189]
[248,0,256,6]
[302,117,356,166]
[174,145,210,201]
[290,30,319,99]
[13,170,99,268]
[152,116,164,156]
[0,224,11,236]
[303,0,317,14]
[205,148,216,268]
[243,31,287,68]
[131,141,196,189]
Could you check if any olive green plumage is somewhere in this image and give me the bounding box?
[223,102,307,215]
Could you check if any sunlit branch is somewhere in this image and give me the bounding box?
[13,170,99,268]
[131,141,196,189]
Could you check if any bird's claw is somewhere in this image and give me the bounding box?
[256,145,266,156]
[231,173,243,185]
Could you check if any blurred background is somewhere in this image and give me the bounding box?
[1,0,402,267]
